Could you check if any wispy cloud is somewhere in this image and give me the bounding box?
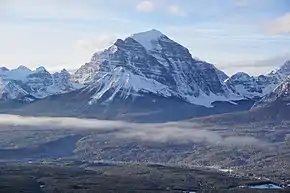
[266,12,290,35]
[136,1,155,12]
[74,36,117,52]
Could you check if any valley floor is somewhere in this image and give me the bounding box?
[0,161,288,193]
[0,114,290,192]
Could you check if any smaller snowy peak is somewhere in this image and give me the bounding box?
[35,66,47,73]
[253,78,290,108]
[0,79,29,100]
[275,60,290,76]
[0,67,9,72]
[130,29,167,51]
[53,69,71,82]
[225,72,265,99]
[60,68,70,74]
[269,78,290,99]
[227,72,252,82]
[16,65,32,72]
[3,65,33,81]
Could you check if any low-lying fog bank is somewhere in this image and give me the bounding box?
[0,114,266,147]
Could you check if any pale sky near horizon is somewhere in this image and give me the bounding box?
[0,0,290,76]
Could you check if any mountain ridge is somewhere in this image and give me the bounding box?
[0,65,84,101]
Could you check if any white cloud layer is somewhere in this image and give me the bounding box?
[0,114,266,147]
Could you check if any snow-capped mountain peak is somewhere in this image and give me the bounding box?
[3,65,33,81]
[60,69,70,74]
[0,78,29,100]
[226,72,252,83]
[35,66,47,73]
[73,29,244,107]
[274,60,290,76]
[16,65,31,72]
[0,67,9,72]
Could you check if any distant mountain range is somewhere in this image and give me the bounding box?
[0,65,83,102]
[1,29,289,122]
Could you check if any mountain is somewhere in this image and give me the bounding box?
[253,77,290,109]
[0,78,29,100]
[225,61,290,99]
[225,72,278,99]
[272,60,290,78]
[0,66,84,101]
[72,29,241,108]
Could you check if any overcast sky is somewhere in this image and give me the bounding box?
[0,0,290,75]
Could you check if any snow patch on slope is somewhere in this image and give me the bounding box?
[87,66,241,107]
[88,67,173,104]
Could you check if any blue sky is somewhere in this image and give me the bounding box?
[0,0,290,75]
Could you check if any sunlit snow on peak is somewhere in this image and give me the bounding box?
[131,29,166,51]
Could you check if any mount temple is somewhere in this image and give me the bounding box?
[72,29,245,107]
